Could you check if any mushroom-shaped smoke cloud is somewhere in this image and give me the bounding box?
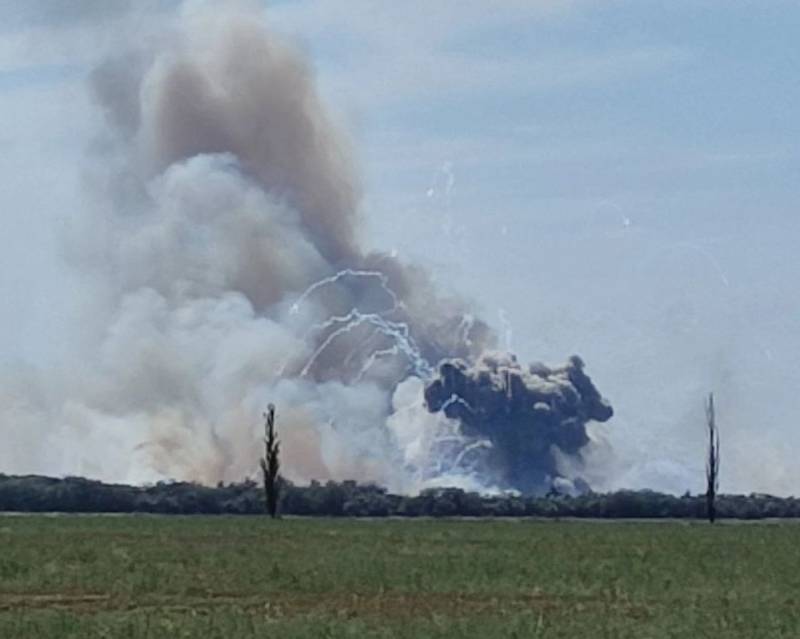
[424,353,613,494]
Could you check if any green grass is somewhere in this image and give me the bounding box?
[0,516,798,637]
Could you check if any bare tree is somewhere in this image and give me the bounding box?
[260,404,281,518]
[705,393,720,523]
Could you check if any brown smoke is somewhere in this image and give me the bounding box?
[62,2,492,486]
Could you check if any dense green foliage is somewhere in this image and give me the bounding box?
[1,474,799,519]
[1,516,799,637]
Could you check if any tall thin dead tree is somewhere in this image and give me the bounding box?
[260,404,281,519]
[705,392,720,523]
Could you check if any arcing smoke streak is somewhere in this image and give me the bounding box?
[290,269,401,316]
[278,269,399,375]
[0,2,612,494]
[285,268,496,484]
[288,269,433,381]
[299,309,433,381]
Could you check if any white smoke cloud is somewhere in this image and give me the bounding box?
[0,2,483,490]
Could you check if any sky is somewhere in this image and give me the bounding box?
[1,0,799,494]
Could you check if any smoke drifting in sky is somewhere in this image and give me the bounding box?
[0,1,612,494]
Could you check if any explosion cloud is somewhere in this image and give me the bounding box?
[425,353,613,493]
[1,1,613,495]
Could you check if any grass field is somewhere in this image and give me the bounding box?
[0,516,798,638]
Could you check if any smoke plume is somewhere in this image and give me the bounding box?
[1,2,612,494]
[425,353,613,493]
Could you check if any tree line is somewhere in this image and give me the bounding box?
[254,392,727,523]
[0,473,797,519]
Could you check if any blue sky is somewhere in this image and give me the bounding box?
[1,1,799,494]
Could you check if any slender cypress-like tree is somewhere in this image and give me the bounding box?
[705,393,720,523]
[260,404,281,518]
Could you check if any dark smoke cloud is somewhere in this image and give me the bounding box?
[424,352,613,493]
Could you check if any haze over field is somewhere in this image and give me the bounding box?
[1,1,799,496]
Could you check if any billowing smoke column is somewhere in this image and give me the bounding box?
[1,2,612,495]
[424,353,613,493]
